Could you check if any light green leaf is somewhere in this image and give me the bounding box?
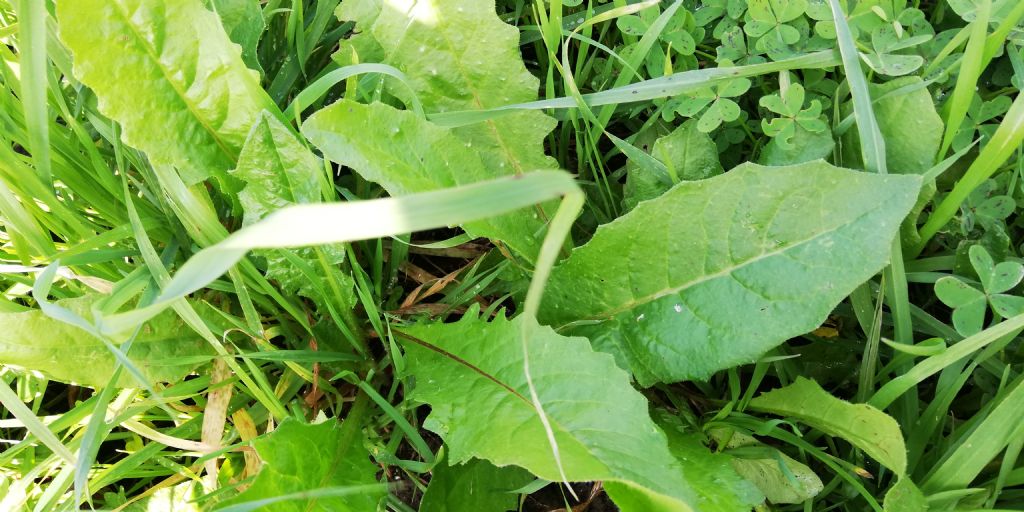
[303,100,550,260]
[400,311,705,511]
[205,0,265,73]
[541,161,920,385]
[216,418,385,511]
[624,121,723,210]
[842,77,944,174]
[748,377,908,475]
[0,296,214,387]
[758,124,835,165]
[368,0,558,176]
[56,0,280,184]
[730,449,823,504]
[656,413,765,511]
[420,458,533,512]
[883,479,928,512]
[231,112,323,226]
[230,112,354,306]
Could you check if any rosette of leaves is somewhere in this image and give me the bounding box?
[952,94,1014,151]
[936,245,1024,336]
[759,82,827,149]
[663,70,752,132]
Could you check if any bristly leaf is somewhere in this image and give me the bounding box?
[216,418,385,511]
[400,309,722,511]
[748,377,909,475]
[303,100,554,260]
[540,161,920,385]
[56,0,281,184]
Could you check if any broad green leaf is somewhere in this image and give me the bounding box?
[231,112,324,226]
[730,450,823,504]
[400,310,706,511]
[205,0,265,73]
[303,100,550,260]
[230,111,354,305]
[0,296,214,387]
[540,161,920,385]
[842,77,944,174]
[883,479,928,512]
[656,413,765,511]
[624,121,722,210]
[748,377,908,475]
[369,0,558,175]
[56,0,280,184]
[758,124,835,165]
[216,418,384,511]
[420,458,533,512]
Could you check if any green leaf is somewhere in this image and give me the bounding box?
[842,77,944,174]
[229,112,354,306]
[368,0,559,177]
[400,311,706,511]
[883,479,928,512]
[624,121,723,210]
[720,430,823,505]
[654,120,724,182]
[216,418,384,511]
[231,112,323,225]
[0,296,214,387]
[303,100,550,260]
[420,458,533,512]
[56,0,280,184]
[748,377,908,475]
[656,413,765,510]
[205,0,265,74]
[758,123,835,165]
[541,161,920,385]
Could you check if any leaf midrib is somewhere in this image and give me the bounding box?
[562,198,884,324]
[108,1,238,164]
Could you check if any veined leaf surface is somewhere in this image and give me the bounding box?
[303,100,549,259]
[749,377,908,475]
[369,0,558,175]
[231,112,353,304]
[540,161,920,385]
[401,310,709,511]
[419,458,533,512]
[56,0,279,184]
[216,418,384,511]
[0,296,214,387]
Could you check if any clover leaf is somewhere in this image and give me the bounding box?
[759,83,827,148]
[935,245,1024,336]
[665,68,751,132]
[744,0,808,55]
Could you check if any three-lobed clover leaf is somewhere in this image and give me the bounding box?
[759,82,827,148]
[935,245,1024,336]
[744,0,808,54]
[666,67,752,132]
